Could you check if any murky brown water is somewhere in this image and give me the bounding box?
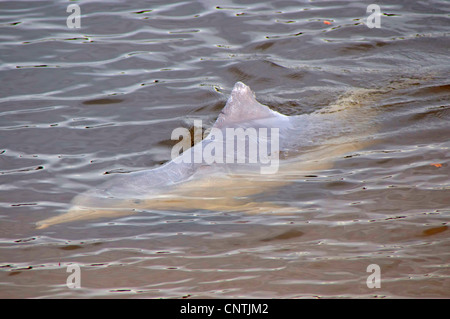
[0,0,449,298]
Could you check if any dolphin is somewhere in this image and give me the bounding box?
[36,81,379,229]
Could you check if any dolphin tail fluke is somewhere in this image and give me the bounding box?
[35,206,136,229]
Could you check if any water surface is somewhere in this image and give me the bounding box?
[0,0,449,298]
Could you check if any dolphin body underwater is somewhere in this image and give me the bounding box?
[36,81,379,229]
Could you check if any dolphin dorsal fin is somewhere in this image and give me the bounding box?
[212,82,281,129]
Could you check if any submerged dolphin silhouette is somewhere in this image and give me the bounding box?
[36,82,378,229]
